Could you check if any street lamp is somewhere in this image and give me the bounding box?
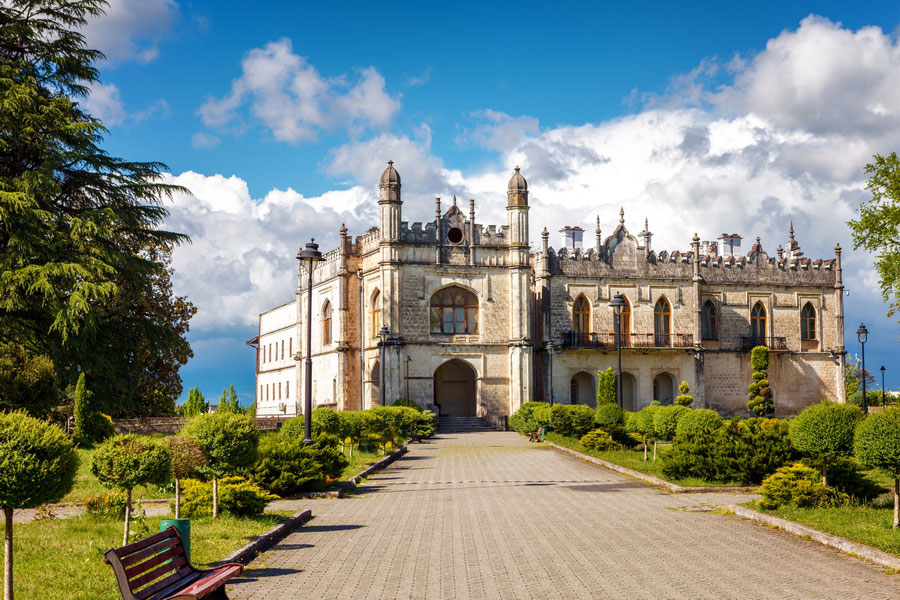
[546,341,556,406]
[881,365,886,407]
[378,326,390,407]
[857,323,869,414]
[609,293,627,409]
[297,239,322,444]
[404,355,412,401]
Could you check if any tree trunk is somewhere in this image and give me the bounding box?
[643,440,648,461]
[893,477,899,529]
[123,488,132,546]
[4,506,13,600]
[174,478,181,520]
[821,458,828,487]
[653,439,658,462]
[212,478,219,519]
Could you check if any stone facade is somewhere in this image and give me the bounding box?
[252,163,845,419]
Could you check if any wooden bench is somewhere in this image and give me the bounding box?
[104,525,243,600]
[408,430,423,443]
[528,430,542,442]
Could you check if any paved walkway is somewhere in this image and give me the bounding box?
[230,431,900,599]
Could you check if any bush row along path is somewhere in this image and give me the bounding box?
[229,431,900,599]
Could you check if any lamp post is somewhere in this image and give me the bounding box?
[857,323,869,414]
[881,365,886,407]
[405,355,412,401]
[609,293,627,409]
[297,239,322,444]
[378,326,390,406]
[546,341,556,406]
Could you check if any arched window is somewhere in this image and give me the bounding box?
[370,290,381,340]
[573,295,591,337]
[619,296,632,346]
[702,300,718,340]
[322,300,332,345]
[801,302,816,341]
[654,297,671,346]
[429,286,478,334]
[751,302,767,340]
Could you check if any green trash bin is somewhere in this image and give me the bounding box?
[160,518,190,562]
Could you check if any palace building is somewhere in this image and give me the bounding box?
[249,162,846,421]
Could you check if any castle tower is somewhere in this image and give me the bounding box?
[506,167,532,410]
[377,161,401,402]
[378,160,401,241]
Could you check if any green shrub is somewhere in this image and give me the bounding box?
[799,456,884,501]
[580,429,621,451]
[178,476,278,518]
[392,398,423,411]
[675,408,723,437]
[280,415,307,440]
[789,402,864,486]
[847,390,884,407]
[532,404,553,429]
[509,401,548,434]
[550,405,596,438]
[854,407,900,528]
[249,434,348,495]
[83,492,128,518]
[91,434,170,544]
[674,381,693,406]
[628,406,660,460]
[594,403,624,429]
[751,346,769,371]
[161,435,206,519]
[662,418,795,485]
[336,411,374,455]
[747,346,774,416]
[597,367,616,405]
[368,406,420,451]
[653,405,690,441]
[414,411,437,438]
[312,407,342,438]
[757,463,849,510]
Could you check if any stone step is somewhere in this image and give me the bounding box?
[438,417,494,432]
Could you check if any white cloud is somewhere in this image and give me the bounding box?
[199,38,401,143]
[81,0,179,64]
[83,82,171,127]
[191,131,221,149]
[405,67,432,87]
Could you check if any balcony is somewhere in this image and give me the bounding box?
[741,336,788,351]
[559,331,694,349]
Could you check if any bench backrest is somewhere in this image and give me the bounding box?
[104,526,194,600]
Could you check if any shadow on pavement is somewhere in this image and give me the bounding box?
[565,482,646,492]
[300,524,365,533]
[233,567,303,582]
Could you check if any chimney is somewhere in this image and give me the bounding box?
[559,226,584,250]
[718,233,742,258]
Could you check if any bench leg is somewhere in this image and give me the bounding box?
[208,588,229,600]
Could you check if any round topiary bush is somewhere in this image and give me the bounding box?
[161,435,206,519]
[675,409,723,437]
[311,406,342,438]
[789,402,864,486]
[594,403,624,430]
[509,401,548,434]
[854,407,900,528]
[653,405,690,442]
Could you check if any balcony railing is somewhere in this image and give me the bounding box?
[741,336,788,351]
[559,331,694,349]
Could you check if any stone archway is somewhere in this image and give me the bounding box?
[570,372,597,408]
[653,372,676,405]
[434,359,477,417]
[621,372,637,411]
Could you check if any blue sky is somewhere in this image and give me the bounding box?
[83,1,900,404]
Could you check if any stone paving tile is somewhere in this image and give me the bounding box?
[230,431,900,599]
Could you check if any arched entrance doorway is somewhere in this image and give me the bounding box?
[621,372,637,411]
[570,372,596,408]
[434,359,477,417]
[653,372,676,405]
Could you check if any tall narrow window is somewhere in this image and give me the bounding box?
[285,381,289,398]
[322,300,333,345]
[289,338,292,357]
[371,290,382,340]
[429,286,479,334]
[259,385,262,401]
[620,296,631,346]
[751,302,767,340]
[701,300,718,340]
[801,302,816,341]
[278,382,282,400]
[281,340,284,360]
[573,295,591,339]
[654,297,671,346]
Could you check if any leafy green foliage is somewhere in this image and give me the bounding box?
[532,404,553,429]
[312,406,342,437]
[181,412,259,479]
[597,367,616,405]
[71,372,113,444]
[662,418,795,485]
[675,409,723,436]
[0,342,58,416]
[748,346,774,416]
[848,152,900,320]
[854,408,900,478]
[0,410,78,509]
[91,434,170,491]
[161,435,206,480]
[847,389,884,408]
[218,385,243,413]
[509,401,548,434]
[249,434,348,495]
[751,346,770,371]
[73,372,88,442]
[789,402,863,468]
[674,380,693,406]
[83,492,128,518]
[183,387,209,417]
[178,476,278,518]
[757,463,848,510]
[594,403,624,430]
[391,398,423,410]
[653,405,690,441]
[579,429,621,451]
[549,405,595,438]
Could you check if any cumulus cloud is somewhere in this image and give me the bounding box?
[191,131,221,149]
[83,82,171,127]
[81,0,179,64]
[198,38,401,143]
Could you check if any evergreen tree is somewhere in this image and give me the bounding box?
[184,387,207,417]
[0,342,57,416]
[72,372,87,442]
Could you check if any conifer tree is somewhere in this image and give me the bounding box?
[72,372,87,442]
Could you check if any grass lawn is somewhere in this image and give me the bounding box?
[542,432,744,487]
[3,511,293,600]
[751,502,900,557]
[339,448,384,480]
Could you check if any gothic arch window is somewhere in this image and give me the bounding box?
[702,300,718,340]
[322,300,332,345]
[801,302,817,341]
[751,302,767,340]
[573,295,591,337]
[370,289,381,340]
[654,297,672,346]
[430,286,478,334]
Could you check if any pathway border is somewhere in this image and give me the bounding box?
[730,504,900,571]
[217,509,314,566]
[540,438,758,494]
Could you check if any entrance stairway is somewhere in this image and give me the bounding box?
[438,416,494,433]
